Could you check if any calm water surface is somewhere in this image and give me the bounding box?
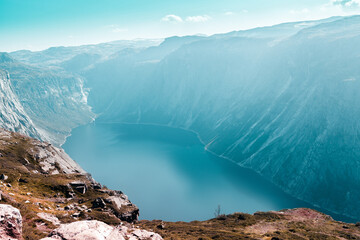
[63,122,348,222]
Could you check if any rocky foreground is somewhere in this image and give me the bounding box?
[0,204,162,240]
[0,128,154,239]
[0,127,360,240]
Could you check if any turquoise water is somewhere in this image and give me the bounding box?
[62,122,347,222]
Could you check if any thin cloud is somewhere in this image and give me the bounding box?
[162,14,183,23]
[332,0,360,8]
[225,11,234,16]
[186,15,211,23]
[112,28,128,33]
[104,24,128,33]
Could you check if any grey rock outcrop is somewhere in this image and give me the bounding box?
[0,204,159,240]
[0,128,85,175]
[41,220,163,240]
[103,190,139,222]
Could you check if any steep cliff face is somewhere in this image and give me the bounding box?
[0,69,41,139]
[3,40,163,146]
[80,16,360,219]
[0,53,95,146]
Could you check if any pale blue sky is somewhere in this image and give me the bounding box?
[0,0,359,51]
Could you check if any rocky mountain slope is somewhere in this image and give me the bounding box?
[0,128,140,239]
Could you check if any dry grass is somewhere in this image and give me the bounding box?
[137,211,360,240]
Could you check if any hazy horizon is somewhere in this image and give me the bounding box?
[1,0,360,52]
[1,14,355,53]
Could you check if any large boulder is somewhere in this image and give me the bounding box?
[102,191,139,222]
[0,204,22,240]
[41,220,163,240]
[105,195,139,222]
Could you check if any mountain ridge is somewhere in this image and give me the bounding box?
[1,15,360,222]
